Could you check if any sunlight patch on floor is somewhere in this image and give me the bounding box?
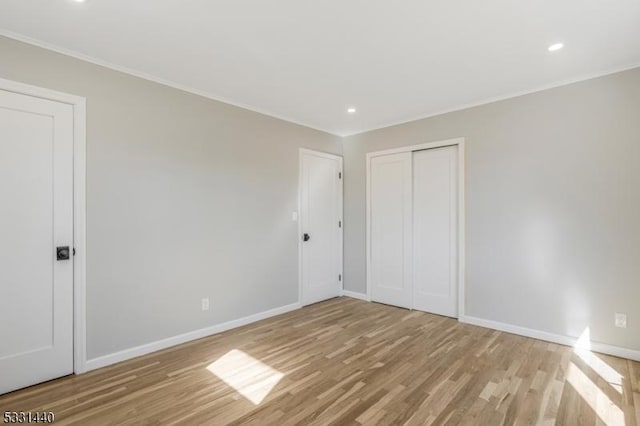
[573,327,623,394]
[574,350,624,394]
[207,349,284,405]
[567,362,624,425]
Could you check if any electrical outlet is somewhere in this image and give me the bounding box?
[202,297,210,311]
[615,312,627,328]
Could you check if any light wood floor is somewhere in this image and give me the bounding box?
[1,297,639,425]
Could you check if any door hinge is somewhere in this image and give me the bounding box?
[338,274,342,281]
[73,247,76,256]
[338,172,342,179]
[338,220,342,228]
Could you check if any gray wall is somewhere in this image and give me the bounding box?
[344,68,640,351]
[0,36,342,359]
[2,33,639,357]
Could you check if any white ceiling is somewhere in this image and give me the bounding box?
[1,0,639,136]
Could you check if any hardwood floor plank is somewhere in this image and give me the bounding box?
[1,297,638,425]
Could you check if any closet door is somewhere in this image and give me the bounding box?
[412,146,458,317]
[369,152,412,309]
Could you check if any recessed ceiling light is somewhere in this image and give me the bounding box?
[347,107,357,114]
[548,43,564,52]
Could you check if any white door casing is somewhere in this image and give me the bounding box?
[0,89,74,394]
[412,146,458,317]
[369,152,413,309]
[299,149,343,306]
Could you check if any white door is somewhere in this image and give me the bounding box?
[412,146,459,317]
[0,89,74,394]
[300,150,342,306]
[369,152,413,309]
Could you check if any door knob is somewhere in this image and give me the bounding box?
[303,233,311,242]
[56,246,70,261]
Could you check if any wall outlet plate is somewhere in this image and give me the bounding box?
[202,297,210,311]
[615,312,627,328]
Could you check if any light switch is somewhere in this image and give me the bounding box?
[292,211,298,221]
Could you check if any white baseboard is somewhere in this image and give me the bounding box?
[84,300,639,372]
[342,290,370,302]
[459,315,640,362]
[85,302,302,372]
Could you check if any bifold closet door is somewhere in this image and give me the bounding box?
[369,152,412,309]
[412,146,458,317]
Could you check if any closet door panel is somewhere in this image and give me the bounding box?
[369,152,412,309]
[412,146,458,317]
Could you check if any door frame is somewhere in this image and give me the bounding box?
[0,77,87,374]
[298,148,343,306]
[365,137,466,317]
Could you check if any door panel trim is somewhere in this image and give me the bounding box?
[298,148,343,306]
[0,77,87,374]
[366,138,465,317]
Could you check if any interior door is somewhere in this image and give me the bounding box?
[300,150,342,306]
[369,152,412,309]
[413,146,458,317]
[0,89,74,394]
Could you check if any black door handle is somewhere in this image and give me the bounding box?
[303,233,311,242]
[57,246,70,261]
